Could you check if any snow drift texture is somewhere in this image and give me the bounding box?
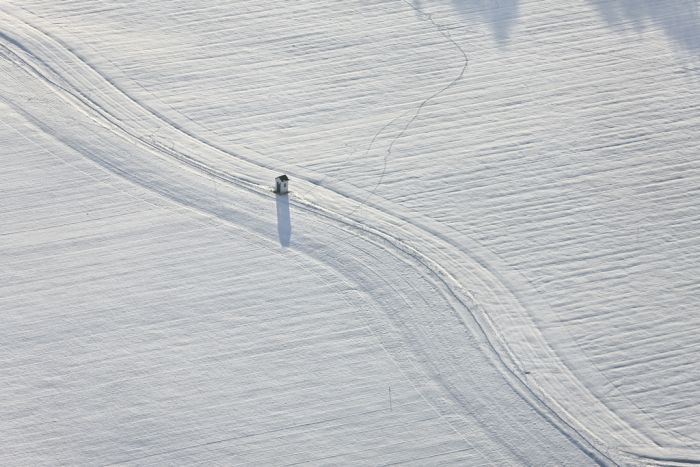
[1,1,699,465]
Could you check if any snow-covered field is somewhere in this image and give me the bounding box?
[2,1,699,465]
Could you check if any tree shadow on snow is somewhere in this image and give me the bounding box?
[276,193,291,247]
[589,0,700,54]
[449,0,520,45]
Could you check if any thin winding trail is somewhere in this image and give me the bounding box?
[348,0,469,217]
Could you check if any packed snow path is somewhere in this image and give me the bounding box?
[2,1,700,465]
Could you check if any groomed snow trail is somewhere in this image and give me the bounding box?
[2,0,699,465]
[0,7,613,465]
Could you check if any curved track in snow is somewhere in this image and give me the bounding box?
[2,4,692,464]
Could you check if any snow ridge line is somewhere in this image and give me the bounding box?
[0,6,665,464]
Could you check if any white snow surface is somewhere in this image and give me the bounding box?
[1,1,699,465]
